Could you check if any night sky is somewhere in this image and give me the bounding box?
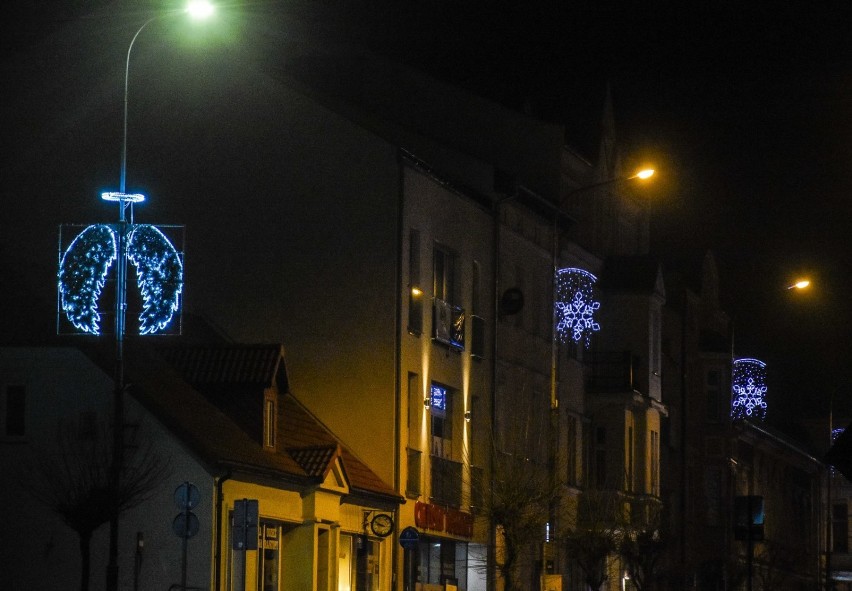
[3,1,852,441]
[311,0,852,433]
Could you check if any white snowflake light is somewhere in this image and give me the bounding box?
[731,358,768,421]
[554,267,601,347]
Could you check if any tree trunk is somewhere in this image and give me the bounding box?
[79,530,92,591]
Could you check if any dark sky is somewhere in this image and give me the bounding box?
[318,1,852,430]
[3,1,852,437]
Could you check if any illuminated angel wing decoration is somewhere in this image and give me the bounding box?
[58,224,117,335]
[127,224,183,335]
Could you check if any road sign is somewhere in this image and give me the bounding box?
[399,526,419,550]
[233,499,259,550]
[172,512,200,538]
[174,482,200,510]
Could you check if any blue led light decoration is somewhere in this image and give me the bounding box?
[731,358,768,421]
[58,221,183,336]
[554,267,601,347]
[57,224,118,334]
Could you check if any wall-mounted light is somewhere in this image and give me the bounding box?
[411,286,423,296]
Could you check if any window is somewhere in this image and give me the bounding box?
[625,424,634,492]
[433,244,456,304]
[3,385,26,438]
[432,245,465,348]
[431,383,452,457]
[407,448,422,496]
[566,415,579,486]
[471,260,481,316]
[652,309,661,375]
[650,430,660,496]
[833,503,849,554]
[595,426,607,488]
[471,260,485,358]
[417,536,469,588]
[264,396,276,448]
[408,230,423,335]
[258,521,281,590]
[705,368,721,423]
[430,383,461,504]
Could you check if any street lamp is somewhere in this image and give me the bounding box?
[787,279,810,290]
[549,167,656,407]
[104,5,213,590]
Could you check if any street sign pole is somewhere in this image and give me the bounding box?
[232,499,258,591]
[399,526,420,591]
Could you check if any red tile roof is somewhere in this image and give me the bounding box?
[98,342,400,504]
[288,444,341,479]
[158,344,285,388]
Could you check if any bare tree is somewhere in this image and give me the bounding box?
[752,539,799,591]
[22,413,170,591]
[618,504,669,591]
[468,402,561,591]
[561,487,626,591]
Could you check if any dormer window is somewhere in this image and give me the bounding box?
[264,396,277,449]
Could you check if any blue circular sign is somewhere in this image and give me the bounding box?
[399,526,419,549]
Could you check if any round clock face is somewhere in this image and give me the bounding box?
[370,513,394,537]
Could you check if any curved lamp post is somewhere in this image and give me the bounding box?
[548,167,656,407]
[103,4,214,590]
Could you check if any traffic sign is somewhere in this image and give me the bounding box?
[174,482,200,510]
[173,512,200,538]
[399,526,419,550]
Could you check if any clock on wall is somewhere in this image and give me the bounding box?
[370,513,394,537]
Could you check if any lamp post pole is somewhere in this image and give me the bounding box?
[549,169,654,409]
[103,6,212,589]
[546,168,654,582]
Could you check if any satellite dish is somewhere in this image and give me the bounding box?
[500,288,524,315]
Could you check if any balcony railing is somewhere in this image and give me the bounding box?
[585,351,640,393]
[433,298,465,350]
[431,455,463,507]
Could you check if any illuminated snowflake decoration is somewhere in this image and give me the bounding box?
[731,358,768,421]
[58,223,183,335]
[554,267,601,347]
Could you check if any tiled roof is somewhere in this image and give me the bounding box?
[158,344,285,388]
[87,342,400,503]
[288,444,341,479]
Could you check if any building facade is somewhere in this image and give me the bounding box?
[0,344,402,591]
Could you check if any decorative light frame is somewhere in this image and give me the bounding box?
[731,357,768,421]
[554,267,601,347]
[58,222,183,336]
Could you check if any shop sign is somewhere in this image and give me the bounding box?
[414,501,473,538]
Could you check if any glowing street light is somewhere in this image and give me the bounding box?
[631,168,655,180]
[787,279,811,290]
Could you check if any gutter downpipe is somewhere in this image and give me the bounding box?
[393,149,406,591]
[491,173,522,588]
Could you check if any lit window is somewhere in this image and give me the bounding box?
[264,397,276,448]
[430,384,447,412]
